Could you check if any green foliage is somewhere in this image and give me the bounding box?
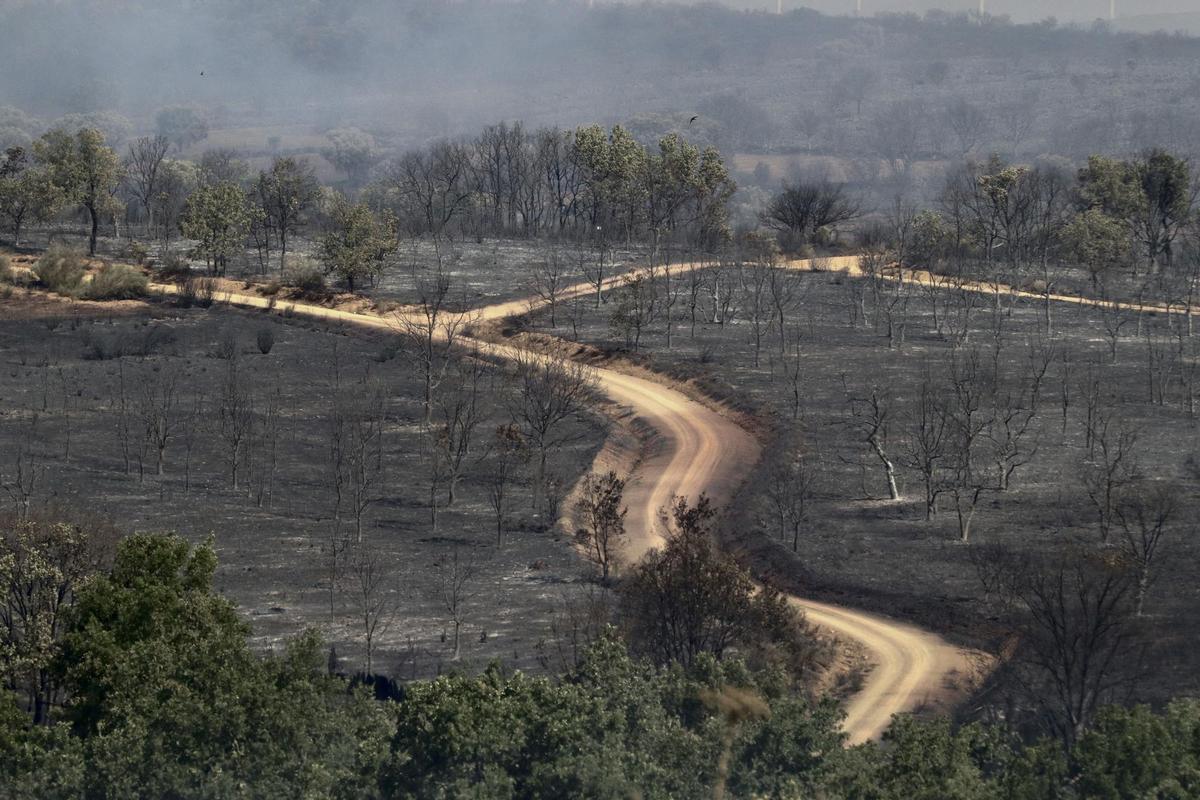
[621,495,821,679]
[323,127,376,187]
[155,106,209,152]
[1073,702,1200,799]
[57,533,391,799]
[4,527,1200,797]
[32,127,123,255]
[384,632,719,799]
[0,692,85,799]
[179,181,255,275]
[318,194,396,292]
[0,145,64,246]
[1077,150,1195,268]
[1062,209,1132,284]
[256,156,321,272]
[573,124,734,247]
[33,245,86,295]
[286,256,329,297]
[83,263,147,300]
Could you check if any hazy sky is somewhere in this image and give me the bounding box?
[730,0,1194,22]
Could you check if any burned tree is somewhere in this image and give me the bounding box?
[395,269,472,425]
[508,353,592,514]
[482,423,528,548]
[763,445,822,552]
[845,384,901,501]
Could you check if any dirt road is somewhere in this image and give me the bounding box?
[149,266,975,744]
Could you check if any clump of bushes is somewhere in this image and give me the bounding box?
[285,257,328,299]
[177,275,216,308]
[84,263,148,300]
[33,245,86,296]
[81,324,175,360]
[123,240,149,266]
[256,327,275,355]
[156,253,192,281]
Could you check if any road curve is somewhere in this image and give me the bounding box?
[148,264,975,744]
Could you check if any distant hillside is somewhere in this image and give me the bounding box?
[1117,12,1200,35]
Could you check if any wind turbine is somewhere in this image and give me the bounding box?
[1109,0,1116,21]
[856,0,862,16]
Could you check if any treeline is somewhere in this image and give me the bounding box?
[4,523,1200,798]
[772,147,1200,297]
[0,120,734,282]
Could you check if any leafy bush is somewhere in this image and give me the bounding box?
[33,246,86,296]
[122,241,149,266]
[156,253,192,281]
[285,258,328,299]
[84,264,148,300]
[256,327,275,355]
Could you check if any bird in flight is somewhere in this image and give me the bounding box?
[689,115,698,124]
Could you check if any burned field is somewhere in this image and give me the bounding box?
[0,288,607,678]
[522,262,1200,703]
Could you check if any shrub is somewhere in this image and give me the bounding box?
[34,246,86,296]
[285,257,328,299]
[212,330,238,360]
[256,327,275,355]
[84,263,148,300]
[81,325,175,360]
[123,241,149,266]
[177,276,216,308]
[0,254,12,284]
[157,253,192,281]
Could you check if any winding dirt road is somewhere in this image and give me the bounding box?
[149,260,975,745]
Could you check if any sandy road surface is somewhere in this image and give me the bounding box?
[149,264,974,744]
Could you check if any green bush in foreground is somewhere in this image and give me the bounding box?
[4,529,1200,799]
[32,245,85,296]
[83,263,147,300]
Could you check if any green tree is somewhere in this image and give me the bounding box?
[0,146,63,246]
[33,127,123,255]
[574,471,627,583]
[1062,209,1132,289]
[1078,151,1196,270]
[57,533,390,799]
[318,195,396,292]
[256,156,320,276]
[1131,149,1194,270]
[0,516,116,725]
[620,495,816,673]
[154,106,209,153]
[323,127,376,188]
[1073,702,1200,800]
[0,691,85,800]
[179,181,255,275]
[382,632,720,799]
